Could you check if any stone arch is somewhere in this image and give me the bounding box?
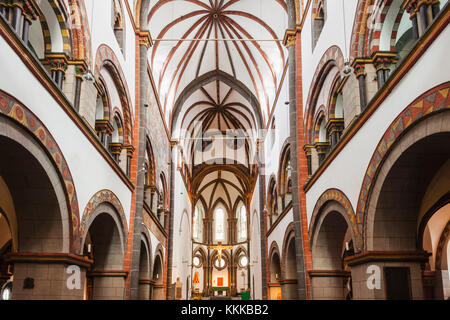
[349,0,372,59]
[277,141,292,197]
[138,227,152,300]
[269,241,282,281]
[436,221,450,270]
[80,189,128,245]
[140,225,153,276]
[152,243,165,299]
[309,189,360,251]
[305,46,345,144]
[0,90,81,253]
[356,82,450,250]
[0,117,70,254]
[234,245,248,261]
[48,0,73,55]
[366,0,407,54]
[82,201,126,300]
[281,222,298,299]
[94,44,133,145]
[268,240,282,300]
[170,70,264,134]
[68,0,92,62]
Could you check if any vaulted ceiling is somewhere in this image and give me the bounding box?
[147,0,289,124]
[147,0,288,213]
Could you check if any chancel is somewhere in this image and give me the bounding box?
[0,0,449,301]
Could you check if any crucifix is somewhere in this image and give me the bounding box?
[208,242,232,264]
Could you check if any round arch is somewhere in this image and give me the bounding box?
[0,90,80,253]
[309,189,360,251]
[356,82,450,250]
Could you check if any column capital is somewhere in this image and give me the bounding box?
[402,0,438,16]
[314,142,330,155]
[371,51,398,71]
[123,144,135,156]
[170,139,179,147]
[109,142,124,156]
[45,53,70,72]
[351,57,371,78]
[325,118,344,133]
[282,26,302,48]
[95,119,114,135]
[138,30,153,49]
[23,0,39,21]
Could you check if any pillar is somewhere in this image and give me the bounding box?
[309,270,349,300]
[353,61,367,111]
[138,279,154,300]
[127,32,152,300]
[88,271,127,300]
[49,58,68,89]
[345,251,428,300]
[4,253,91,300]
[283,25,308,300]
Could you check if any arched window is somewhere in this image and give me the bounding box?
[109,114,124,163]
[215,207,225,242]
[312,0,326,49]
[193,202,204,242]
[314,114,330,166]
[268,179,278,226]
[112,0,125,56]
[237,203,247,241]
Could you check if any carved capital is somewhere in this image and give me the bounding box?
[138,30,153,49]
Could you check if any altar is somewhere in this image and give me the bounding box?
[210,286,230,297]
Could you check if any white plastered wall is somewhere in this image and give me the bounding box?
[0,39,133,227]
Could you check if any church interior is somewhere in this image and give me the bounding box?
[0,0,449,300]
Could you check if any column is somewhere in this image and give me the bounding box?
[11,4,22,33]
[123,145,135,178]
[326,119,344,149]
[315,142,330,166]
[303,145,313,176]
[345,251,428,300]
[73,65,86,112]
[22,0,38,44]
[283,25,307,300]
[88,271,127,300]
[353,61,367,111]
[228,218,237,244]
[309,270,349,300]
[109,143,123,163]
[49,58,68,89]
[127,32,152,300]
[138,279,154,300]
[431,1,440,19]
[95,120,113,147]
[418,2,429,32]
[372,53,397,89]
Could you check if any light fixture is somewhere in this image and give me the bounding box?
[340,0,354,78]
[286,162,292,173]
[1,280,12,300]
[341,61,354,77]
[82,69,95,83]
